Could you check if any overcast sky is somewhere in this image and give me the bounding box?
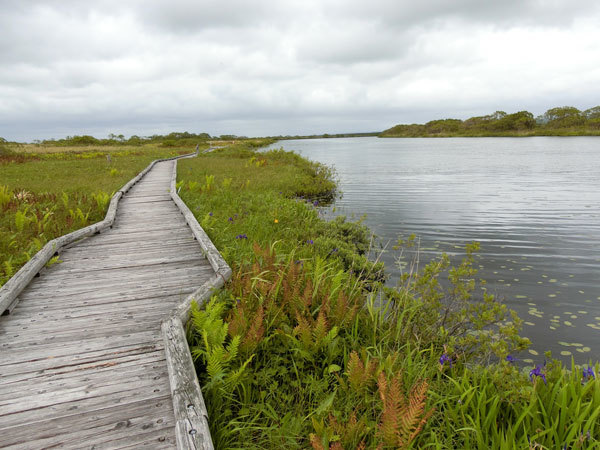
[1,0,599,141]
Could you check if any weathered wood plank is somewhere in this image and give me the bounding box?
[0,381,171,431]
[2,403,175,449]
[67,230,197,247]
[64,242,200,259]
[0,350,167,392]
[48,252,205,273]
[25,263,213,290]
[0,367,171,415]
[14,287,196,312]
[0,352,168,398]
[64,239,198,254]
[9,295,188,319]
[0,395,174,448]
[0,309,177,334]
[0,341,162,377]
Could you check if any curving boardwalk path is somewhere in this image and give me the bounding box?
[0,160,215,448]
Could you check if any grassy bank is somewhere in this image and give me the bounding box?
[0,144,199,287]
[179,143,600,449]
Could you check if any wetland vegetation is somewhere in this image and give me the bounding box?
[179,142,600,449]
[1,137,598,448]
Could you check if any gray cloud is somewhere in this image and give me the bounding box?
[1,0,599,141]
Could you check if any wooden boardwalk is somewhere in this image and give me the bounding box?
[0,160,216,449]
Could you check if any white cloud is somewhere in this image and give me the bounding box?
[1,0,599,140]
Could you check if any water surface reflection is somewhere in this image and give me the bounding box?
[268,137,600,364]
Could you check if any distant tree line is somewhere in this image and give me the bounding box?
[269,132,380,140]
[381,106,600,137]
[36,131,240,147]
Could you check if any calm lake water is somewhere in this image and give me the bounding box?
[267,137,600,365]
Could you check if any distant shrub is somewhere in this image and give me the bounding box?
[160,140,177,147]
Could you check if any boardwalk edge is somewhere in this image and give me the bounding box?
[161,151,231,450]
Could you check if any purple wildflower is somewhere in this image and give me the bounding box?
[506,355,516,363]
[529,365,546,384]
[439,354,452,368]
[208,212,213,216]
[313,200,319,206]
[306,239,314,245]
[235,234,248,240]
[228,217,233,222]
[582,366,595,383]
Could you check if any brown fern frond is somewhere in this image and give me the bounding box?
[384,377,403,444]
[268,270,283,298]
[377,372,433,449]
[330,443,343,450]
[402,380,434,445]
[347,351,366,391]
[377,372,402,446]
[303,279,314,309]
[347,412,357,429]
[309,434,325,450]
[227,303,248,337]
[290,271,302,308]
[377,371,388,403]
[320,294,331,317]
[251,261,260,277]
[313,310,329,342]
[294,312,312,348]
[241,305,265,353]
[333,291,349,325]
[365,358,378,383]
[244,272,253,296]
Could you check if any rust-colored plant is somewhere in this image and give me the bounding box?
[376,371,434,449]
